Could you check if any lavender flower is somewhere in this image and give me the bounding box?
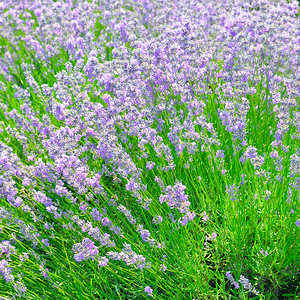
[216,150,225,158]
[225,271,239,289]
[239,275,259,295]
[152,215,163,224]
[259,249,269,256]
[13,280,27,297]
[144,286,153,296]
[72,238,99,262]
[211,233,217,240]
[19,252,29,262]
[98,256,109,267]
[0,259,14,283]
[201,211,209,222]
[0,241,16,258]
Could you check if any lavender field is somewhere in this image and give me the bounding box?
[0,0,299,299]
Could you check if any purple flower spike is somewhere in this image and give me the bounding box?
[144,286,153,296]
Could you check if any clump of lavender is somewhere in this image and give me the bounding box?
[144,286,153,297]
[239,275,260,296]
[0,259,14,283]
[0,0,299,298]
[159,180,195,225]
[107,243,150,269]
[0,241,16,258]
[13,280,27,298]
[225,183,240,201]
[72,238,99,262]
[225,271,239,289]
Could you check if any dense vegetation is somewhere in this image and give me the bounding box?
[0,0,299,299]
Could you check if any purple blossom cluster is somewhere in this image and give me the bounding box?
[159,180,195,225]
[0,240,16,258]
[107,243,150,269]
[72,237,99,262]
[225,271,239,289]
[0,259,14,283]
[239,275,260,296]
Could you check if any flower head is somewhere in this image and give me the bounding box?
[144,286,153,296]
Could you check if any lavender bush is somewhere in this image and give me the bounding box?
[0,0,299,299]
